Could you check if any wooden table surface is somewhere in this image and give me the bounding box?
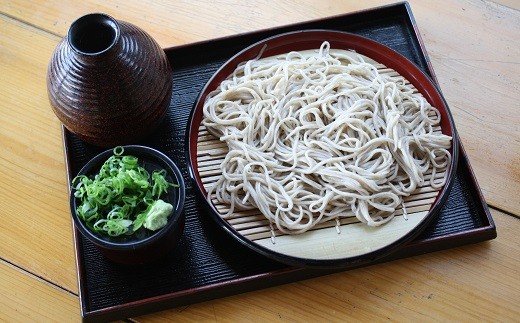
[1,0,519,321]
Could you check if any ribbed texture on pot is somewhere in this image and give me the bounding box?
[47,14,172,147]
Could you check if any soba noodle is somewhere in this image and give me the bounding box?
[202,41,451,234]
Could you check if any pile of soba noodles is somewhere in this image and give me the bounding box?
[202,41,451,235]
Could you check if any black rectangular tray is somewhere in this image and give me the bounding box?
[63,2,496,321]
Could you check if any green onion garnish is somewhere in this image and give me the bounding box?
[72,147,178,237]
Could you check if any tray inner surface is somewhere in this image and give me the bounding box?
[63,3,495,321]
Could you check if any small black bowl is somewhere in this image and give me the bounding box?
[70,145,185,264]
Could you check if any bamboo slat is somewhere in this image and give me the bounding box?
[194,57,448,258]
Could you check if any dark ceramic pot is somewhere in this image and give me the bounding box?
[47,13,172,147]
[70,145,186,265]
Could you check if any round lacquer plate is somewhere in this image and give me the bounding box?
[186,30,459,268]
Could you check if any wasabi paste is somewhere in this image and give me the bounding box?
[143,199,174,231]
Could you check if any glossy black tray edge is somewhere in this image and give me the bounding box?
[62,2,496,321]
[65,141,495,322]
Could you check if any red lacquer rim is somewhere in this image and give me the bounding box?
[187,30,459,268]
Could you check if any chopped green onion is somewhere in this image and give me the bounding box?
[72,147,177,237]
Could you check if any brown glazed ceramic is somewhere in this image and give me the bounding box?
[47,13,172,147]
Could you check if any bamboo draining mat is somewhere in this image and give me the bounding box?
[196,55,446,259]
